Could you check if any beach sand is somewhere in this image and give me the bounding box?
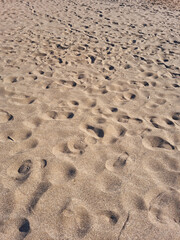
[0,0,180,239]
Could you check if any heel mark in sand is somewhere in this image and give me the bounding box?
[89,55,95,63]
[41,159,47,168]
[111,107,118,112]
[66,166,77,180]
[87,125,104,138]
[172,112,180,121]
[19,218,30,237]
[67,112,74,119]
[0,109,14,123]
[144,136,175,150]
[119,126,127,137]
[115,153,129,167]
[102,210,119,225]
[8,114,14,121]
[16,160,32,182]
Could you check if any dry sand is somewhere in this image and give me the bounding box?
[0,0,180,239]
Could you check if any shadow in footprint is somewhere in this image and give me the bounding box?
[41,159,47,168]
[19,218,30,238]
[0,109,14,123]
[111,107,118,112]
[16,160,32,183]
[101,210,119,225]
[87,125,104,138]
[172,112,180,121]
[150,117,162,129]
[149,189,180,224]
[67,112,74,119]
[66,165,77,180]
[89,55,95,63]
[145,136,175,150]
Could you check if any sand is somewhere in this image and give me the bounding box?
[0,0,180,239]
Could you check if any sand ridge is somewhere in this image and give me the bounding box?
[0,0,180,239]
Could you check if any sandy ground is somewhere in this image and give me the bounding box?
[0,0,180,239]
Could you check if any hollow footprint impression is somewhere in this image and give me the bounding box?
[52,137,88,157]
[105,152,134,174]
[143,136,175,151]
[86,125,104,138]
[59,200,91,238]
[0,109,14,123]
[7,159,33,183]
[149,189,180,225]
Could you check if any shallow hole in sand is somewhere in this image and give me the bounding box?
[18,160,32,175]
[110,214,118,225]
[146,72,153,77]
[111,107,118,112]
[67,167,76,179]
[71,100,79,105]
[67,112,74,119]
[19,219,30,233]
[41,159,47,168]
[165,119,174,126]
[172,112,180,121]
[87,125,104,138]
[109,65,114,71]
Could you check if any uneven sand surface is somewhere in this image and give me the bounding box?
[0,0,180,239]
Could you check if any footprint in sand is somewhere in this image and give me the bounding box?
[172,112,180,121]
[43,110,75,120]
[86,125,104,138]
[0,109,14,123]
[52,137,88,157]
[19,218,30,237]
[10,138,39,155]
[7,159,33,183]
[121,92,136,101]
[98,210,119,225]
[148,189,180,225]
[3,75,24,83]
[0,129,32,142]
[149,116,175,129]
[96,171,122,193]
[142,136,175,151]
[23,117,42,129]
[9,96,36,105]
[59,200,91,238]
[105,152,135,175]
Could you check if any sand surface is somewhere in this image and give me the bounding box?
[0,0,180,239]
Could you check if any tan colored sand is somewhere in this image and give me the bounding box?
[0,0,180,239]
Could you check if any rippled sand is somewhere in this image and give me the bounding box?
[0,0,180,239]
